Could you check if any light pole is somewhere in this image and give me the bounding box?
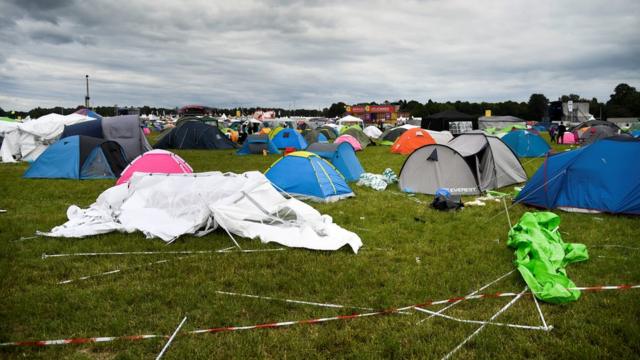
[84,75,90,108]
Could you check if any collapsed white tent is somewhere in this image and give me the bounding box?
[0,113,94,163]
[40,171,363,253]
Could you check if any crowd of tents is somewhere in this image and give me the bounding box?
[1,109,638,215]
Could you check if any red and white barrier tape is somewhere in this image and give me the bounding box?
[2,283,637,347]
[215,290,375,311]
[44,247,284,259]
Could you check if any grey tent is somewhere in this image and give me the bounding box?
[101,115,152,161]
[570,120,621,144]
[318,126,338,140]
[478,116,527,130]
[399,132,526,195]
[379,127,408,144]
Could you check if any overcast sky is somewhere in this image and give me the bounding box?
[1,0,638,111]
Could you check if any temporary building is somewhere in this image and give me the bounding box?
[424,130,454,144]
[391,128,436,155]
[101,115,152,160]
[302,129,329,145]
[270,128,308,149]
[61,115,152,160]
[342,127,373,148]
[363,125,382,139]
[573,121,620,144]
[421,110,478,134]
[117,149,193,185]
[1,113,94,163]
[478,116,527,130]
[515,136,640,214]
[561,132,577,144]
[24,135,127,179]
[335,134,362,151]
[501,130,551,157]
[318,126,338,140]
[237,134,281,155]
[154,120,237,150]
[399,132,527,195]
[265,151,354,202]
[307,142,364,182]
[379,127,408,145]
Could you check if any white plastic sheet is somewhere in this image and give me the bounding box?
[41,171,362,253]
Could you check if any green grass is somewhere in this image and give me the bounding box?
[1,134,639,359]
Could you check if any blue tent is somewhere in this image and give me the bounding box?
[237,134,280,155]
[631,130,640,138]
[61,119,104,139]
[306,142,364,181]
[502,130,551,157]
[265,151,353,202]
[515,136,640,214]
[271,128,308,149]
[24,136,128,179]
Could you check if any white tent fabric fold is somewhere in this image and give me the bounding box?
[0,113,94,163]
[40,171,362,253]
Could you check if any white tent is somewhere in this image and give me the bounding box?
[0,113,94,163]
[337,115,364,127]
[40,171,363,253]
[425,130,454,144]
[363,125,383,138]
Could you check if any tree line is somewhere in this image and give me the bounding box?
[2,83,638,121]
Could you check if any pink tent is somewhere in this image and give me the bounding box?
[561,132,577,144]
[116,150,193,185]
[143,127,151,135]
[334,134,362,151]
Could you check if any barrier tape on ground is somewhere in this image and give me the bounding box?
[44,247,284,259]
[2,284,637,347]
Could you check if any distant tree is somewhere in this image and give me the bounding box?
[0,107,5,116]
[325,102,346,118]
[559,94,585,102]
[606,83,640,117]
[527,94,549,121]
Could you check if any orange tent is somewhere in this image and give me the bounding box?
[391,128,436,155]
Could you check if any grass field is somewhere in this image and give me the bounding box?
[1,134,639,359]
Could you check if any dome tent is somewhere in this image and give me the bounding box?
[154,119,237,150]
[363,125,383,139]
[307,142,364,182]
[237,134,281,155]
[302,129,329,145]
[342,127,373,148]
[265,151,354,202]
[24,135,127,180]
[501,130,551,157]
[116,149,193,185]
[270,128,308,149]
[391,128,436,155]
[399,132,526,195]
[335,134,362,151]
[515,136,640,214]
[379,127,409,145]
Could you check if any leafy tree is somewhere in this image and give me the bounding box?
[325,102,346,118]
[606,83,640,117]
[527,94,549,121]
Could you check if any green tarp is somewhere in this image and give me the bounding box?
[507,212,589,303]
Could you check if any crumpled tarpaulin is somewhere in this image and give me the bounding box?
[507,212,589,303]
[356,168,398,191]
[39,171,362,253]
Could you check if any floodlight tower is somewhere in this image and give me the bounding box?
[84,74,90,108]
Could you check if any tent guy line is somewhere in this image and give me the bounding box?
[42,247,284,259]
[4,283,637,348]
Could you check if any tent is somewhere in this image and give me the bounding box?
[632,130,640,138]
[74,108,103,120]
[501,130,551,157]
[379,127,408,145]
[342,127,373,148]
[265,151,354,202]
[154,120,237,150]
[117,149,193,185]
[337,115,364,128]
[101,115,152,160]
[335,134,362,151]
[421,110,478,134]
[515,136,640,214]
[574,124,620,144]
[237,134,281,155]
[61,119,104,139]
[302,129,329,145]
[478,116,527,130]
[424,130,453,144]
[391,128,436,155]
[1,113,94,163]
[561,132,578,144]
[363,125,383,139]
[24,135,127,179]
[399,132,527,195]
[318,126,338,140]
[307,142,364,182]
[270,128,308,149]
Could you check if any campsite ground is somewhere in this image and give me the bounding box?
[1,135,639,359]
